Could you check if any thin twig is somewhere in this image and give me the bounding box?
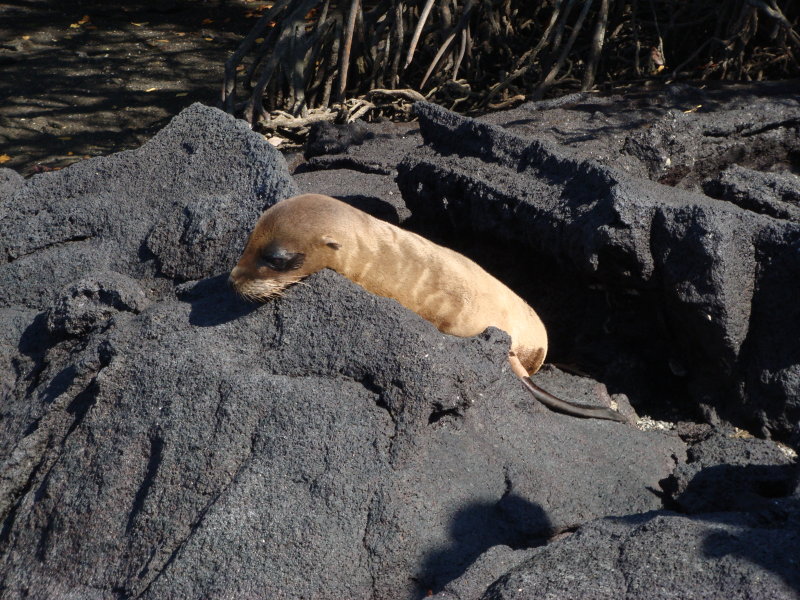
[260,109,338,130]
[337,0,361,101]
[483,0,567,105]
[389,1,405,87]
[452,26,468,80]
[221,0,291,112]
[582,0,609,90]
[404,0,437,70]
[321,17,342,108]
[244,0,319,124]
[534,0,594,99]
[365,88,427,102]
[420,31,457,88]
[420,0,474,88]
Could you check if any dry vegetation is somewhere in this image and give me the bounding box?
[221,0,799,133]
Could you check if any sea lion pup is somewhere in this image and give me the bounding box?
[230,194,626,423]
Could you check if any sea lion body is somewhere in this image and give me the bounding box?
[230,193,547,374]
[231,194,626,422]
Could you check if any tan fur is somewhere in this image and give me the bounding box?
[230,193,548,375]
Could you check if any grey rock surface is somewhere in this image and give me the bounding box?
[0,103,685,600]
[0,167,23,200]
[294,168,409,223]
[396,100,800,438]
[429,431,800,600]
[480,507,800,600]
[303,120,420,174]
[669,432,797,514]
[430,545,537,600]
[0,267,682,599]
[480,82,800,191]
[45,270,150,336]
[621,96,800,189]
[2,88,800,599]
[704,164,800,221]
[0,102,298,310]
[305,120,376,158]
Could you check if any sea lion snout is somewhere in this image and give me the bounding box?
[229,269,296,301]
[228,265,244,286]
[228,263,284,300]
[228,264,256,292]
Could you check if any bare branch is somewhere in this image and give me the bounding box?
[534,0,595,99]
[404,0,437,70]
[582,0,609,90]
[337,0,361,101]
[221,0,291,112]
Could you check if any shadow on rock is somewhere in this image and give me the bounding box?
[178,274,261,327]
[701,497,800,594]
[674,459,800,594]
[419,495,550,594]
[17,311,52,361]
[674,462,799,514]
[479,499,800,599]
[338,195,402,224]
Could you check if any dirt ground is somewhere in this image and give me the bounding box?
[0,0,262,176]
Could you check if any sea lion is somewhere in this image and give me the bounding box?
[230,193,626,422]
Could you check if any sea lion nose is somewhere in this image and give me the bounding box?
[228,266,243,287]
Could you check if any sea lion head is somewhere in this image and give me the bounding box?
[229,194,346,301]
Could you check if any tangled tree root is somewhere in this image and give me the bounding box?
[222,0,800,131]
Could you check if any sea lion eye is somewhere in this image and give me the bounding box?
[259,244,305,272]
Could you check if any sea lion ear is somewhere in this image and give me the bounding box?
[321,235,341,250]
